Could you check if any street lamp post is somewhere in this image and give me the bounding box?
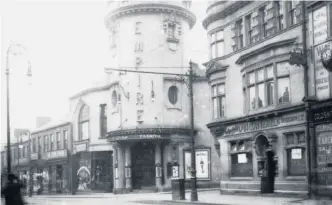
[5,44,32,180]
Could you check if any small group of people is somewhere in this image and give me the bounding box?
[1,173,26,205]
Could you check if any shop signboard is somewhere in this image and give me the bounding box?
[313,6,328,45]
[315,123,332,186]
[110,134,169,142]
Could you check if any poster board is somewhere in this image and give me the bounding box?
[184,149,210,180]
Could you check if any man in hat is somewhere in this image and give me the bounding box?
[1,174,26,205]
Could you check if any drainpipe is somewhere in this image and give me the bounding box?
[301,1,314,198]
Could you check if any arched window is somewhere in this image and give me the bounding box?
[79,105,89,140]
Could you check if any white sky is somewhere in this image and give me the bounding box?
[0,0,208,143]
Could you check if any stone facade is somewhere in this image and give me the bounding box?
[203,1,310,194]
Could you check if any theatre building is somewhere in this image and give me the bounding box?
[203,1,309,194]
[306,1,332,197]
[103,0,221,193]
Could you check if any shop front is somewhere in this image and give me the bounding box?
[208,108,308,194]
[72,140,113,193]
[43,149,70,194]
[105,127,193,194]
[311,99,332,197]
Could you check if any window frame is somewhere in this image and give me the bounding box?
[211,83,226,119]
[233,19,244,51]
[50,134,55,151]
[63,130,68,150]
[210,29,225,59]
[275,1,285,31]
[79,105,90,141]
[229,139,254,178]
[243,61,291,112]
[100,104,108,137]
[245,14,253,46]
[284,131,307,177]
[168,85,179,105]
[56,132,61,150]
[259,6,267,39]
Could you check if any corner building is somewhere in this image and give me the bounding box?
[104,0,221,193]
[203,1,309,194]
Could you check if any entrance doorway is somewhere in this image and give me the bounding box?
[131,142,156,190]
[254,134,276,194]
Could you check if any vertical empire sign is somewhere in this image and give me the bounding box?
[313,6,331,100]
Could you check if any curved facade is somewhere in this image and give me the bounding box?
[101,0,220,193]
[203,1,309,194]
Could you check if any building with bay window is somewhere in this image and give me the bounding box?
[203,1,309,194]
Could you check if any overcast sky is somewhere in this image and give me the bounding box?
[0,0,208,139]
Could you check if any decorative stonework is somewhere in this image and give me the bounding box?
[162,12,182,51]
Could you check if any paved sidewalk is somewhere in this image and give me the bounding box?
[28,190,332,205]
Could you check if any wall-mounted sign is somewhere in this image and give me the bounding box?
[74,143,88,153]
[220,113,305,137]
[184,149,210,180]
[238,153,248,163]
[291,148,302,159]
[313,105,332,124]
[314,41,331,100]
[110,134,166,142]
[315,123,332,186]
[313,6,328,45]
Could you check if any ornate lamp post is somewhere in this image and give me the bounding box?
[5,44,32,180]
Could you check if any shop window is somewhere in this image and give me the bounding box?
[212,83,226,119]
[276,62,290,104]
[229,140,253,177]
[79,105,89,141]
[210,30,225,59]
[168,86,179,105]
[56,132,61,150]
[100,104,108,137]
[285,132,306,176]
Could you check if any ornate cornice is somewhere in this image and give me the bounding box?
[202,1,252,29]
[105,3,196,30]
[235,38,298,65]
[205,61,229,78]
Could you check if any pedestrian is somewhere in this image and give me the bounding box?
[1,173,26,205]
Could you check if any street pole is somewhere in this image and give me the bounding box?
[189,61,198,202]
[28,132,33,197]
[6,49,12,178]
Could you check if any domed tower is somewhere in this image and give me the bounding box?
[104,0,196,193]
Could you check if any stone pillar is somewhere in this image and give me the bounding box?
[114,144,125,194]
[155,142,162,191]
[124,145,132,191]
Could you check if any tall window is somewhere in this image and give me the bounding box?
[285,132,306,176]
[38,136,41,154]
[63,130,68,149]
[212,83,226,119]
[245,65,274,110]
[245,14,253,45]
[275,1,285,31]
[230,140,253,177]
[276,62,291,104]
[50,134,55,151]
[259,6,267,38]
[23,146,26,158]
[79,105,90,140]
[233,19,244,51]
[288,1,300,26]
[56,132,61,150]
[210,30,224,59]
[100,104,108,137]
[44,135,49,152]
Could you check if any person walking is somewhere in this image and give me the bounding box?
[1,174,26,205]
